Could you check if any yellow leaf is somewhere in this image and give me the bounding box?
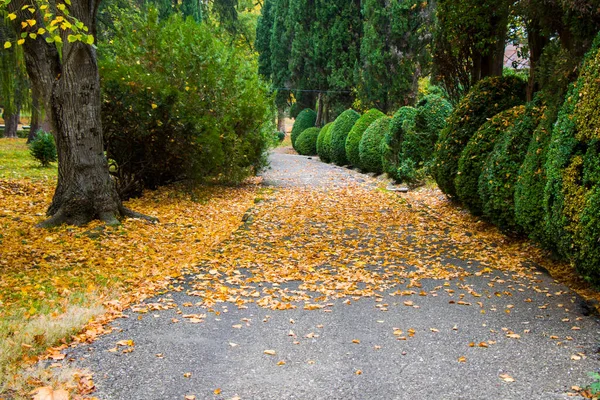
[3,41,12,49]
[458,356,467,363]
[27,19,37,27]
[116,339,134,346]
[8,13,17,20]
[263,349,276,355]
[213,388,221,395]
[500,373,515,382]
[151,103,158,109]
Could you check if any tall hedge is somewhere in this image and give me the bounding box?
[316,122,334,163]
[478,100,544,233]
[544,35,600,284]
[346,109,385,168]
[396,95,453,185]
[432,76,527,199]
[381,107,417,181]
[456,106,525,215]
[330,109,361,166]
[359,116,391,174]
[291,108,317,150]
[295,127,321,156]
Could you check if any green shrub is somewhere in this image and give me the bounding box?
[381,107,417,181]
[101,12,275,199]
[291,109,317,150]
[276,131,285,142]
[395,95,453,185]
[295,127,321,156]
[317,122,334,163]
[545,34,600,284]
[479,100,544,233]
[456,106,525,215]
[514,100,560,245]
[359,116,391,174]
[433,76,527,198]
[28,131,57,167]
[330,109,361,166]
[346,108,385,168]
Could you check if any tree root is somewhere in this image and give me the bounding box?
[36,207,158,228]
[35,210,67,228]
[121,206,159,223]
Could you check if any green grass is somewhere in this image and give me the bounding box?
[0,138,57,180]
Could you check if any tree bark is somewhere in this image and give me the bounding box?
[276,107,286,132]
[526,21,549,101]
[315,92,324,127]
[2,106,19,138]
[9,0,155,227]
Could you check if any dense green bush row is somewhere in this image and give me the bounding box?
[316,122,334,163]
[433,76,527,198]
[291,109,317,150]
[432,34,600,284]
[359,116,391,174]
[346,109,385,168]
[330,109,361,166]
[295,127,321,156]
[381,107,416,181]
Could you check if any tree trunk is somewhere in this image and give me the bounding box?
[315,92,324,127]
[9,0,155,227]
[2,106,19,138]
[526,22,549,101]
[277,107,286,133]
[27,88,41,143]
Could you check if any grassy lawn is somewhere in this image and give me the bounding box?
[0,138,260,397]
[0,138,58,180]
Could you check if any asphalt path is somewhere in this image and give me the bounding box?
[61,151,600,400]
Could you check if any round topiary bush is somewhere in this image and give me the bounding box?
[29,131,57,167]
[346,108,385,169]
[276,131,285,142]
[317,122,334,163]
[478,100,544,233]
[456,106,526,216]
[381,107,417,181]
[291,109,317,150]
[544,34,600,284]
[295,127,321,156]
[330,109,361,166]
[359,116,391,174]
[433,76,527,199]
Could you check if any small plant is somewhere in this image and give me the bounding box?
[29,131,57,167]
[276,131,285,142]
[589,371,600,396]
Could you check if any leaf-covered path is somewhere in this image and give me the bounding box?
[63,151,599,399]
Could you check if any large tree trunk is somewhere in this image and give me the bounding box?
[10,0,154,227]
[315,92,324,127]
[526,21,550,101]
[276,107,286,132]
[2,106,19,138]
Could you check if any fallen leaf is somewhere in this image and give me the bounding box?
[264,349,276,355]
[30,387,69,400]
[500,373,515,382]
[458,356,467,363]
[214,388,222,395]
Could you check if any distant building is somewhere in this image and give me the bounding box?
[504,43,529,70]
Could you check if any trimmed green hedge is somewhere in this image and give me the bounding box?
[330,109,361,166]
[359,115,391,174]
[291,109,317,150]
[456,106,525,215]
[346,109,385,168]
[433,76,527,198]
[479,100,544,233]
[317,122,334,163]
[544,34,600,284]
[395,95,453,185]
[295,127,321,156]
[381,107,417,181]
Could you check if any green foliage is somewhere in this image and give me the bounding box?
[276,131,286,142]
[295,127,321,156]
[381,106,417,181]
[100,12,275,199]
[291,109,317,150]
[330,109,361,166]
[255,0,275,79]
[545,35,600,284]
[359,115,391,174]
[589,372,600,395]
[514,98,560,245]
[433,75,527,198]
[479,100,544,232]
[357,0,432,112]
[28,131,57,167]
[346,108,385,168]
[397,95,453,183]
[317,122,334,163]
[457,106,525,215]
